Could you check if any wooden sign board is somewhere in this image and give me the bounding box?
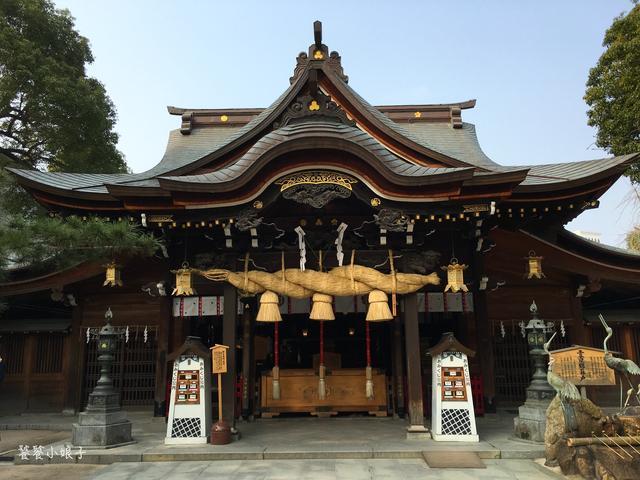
[549,346,615,386]
[211,344,229,374]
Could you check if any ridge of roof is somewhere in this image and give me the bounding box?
[166,100,476,116]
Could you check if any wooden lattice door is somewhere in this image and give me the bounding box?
[493,320,570,405]
[82,326,158,407]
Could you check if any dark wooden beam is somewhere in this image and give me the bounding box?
[392,316,405,417]
[222,283,238,426]
[313,20,322,48]
[64,299,83,413]
[240,297,256,419]
[404,292,427,434]
[472,247,497,413]
[154,297,171,416]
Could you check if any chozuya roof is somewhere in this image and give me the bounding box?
[7,22,638,212]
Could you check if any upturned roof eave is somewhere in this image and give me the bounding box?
[319,66,482,169]
[512,154,638,194]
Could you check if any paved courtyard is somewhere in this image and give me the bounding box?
[0,458,565,480]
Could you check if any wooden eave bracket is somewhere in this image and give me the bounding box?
[180,111,193,135]
[450,106,463,128]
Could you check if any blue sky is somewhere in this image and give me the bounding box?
[53,0,639,246]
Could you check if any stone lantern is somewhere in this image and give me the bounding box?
[513,301,556,443]
[72,308,134,447]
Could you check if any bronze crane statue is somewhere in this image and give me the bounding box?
[543,332,581,402]
[599,314,640,406]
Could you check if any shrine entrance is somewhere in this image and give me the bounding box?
[254,308,394,418]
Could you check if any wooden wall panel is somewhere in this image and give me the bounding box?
[486,286,576,323]
[81,293,164,327]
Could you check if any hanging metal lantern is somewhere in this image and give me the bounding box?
[525,250,546,279]
[171,262,195,296]
[103,262,123,287]
[441,258,468,292]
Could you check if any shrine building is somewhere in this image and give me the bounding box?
[1,22,639,428]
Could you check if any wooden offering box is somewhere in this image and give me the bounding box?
[260,368,388,417]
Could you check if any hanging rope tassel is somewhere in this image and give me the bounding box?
[272,320,281,400]
[318,320,326,400]
[389,249,397,317]
[365,320,374,400]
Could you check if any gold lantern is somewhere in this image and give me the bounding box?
[103,262,123,287]
[525,250,546,279]
[171,262,195,296]
[441,258,468,293]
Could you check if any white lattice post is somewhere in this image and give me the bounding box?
[165,338,212,444]
[429,332,478,442]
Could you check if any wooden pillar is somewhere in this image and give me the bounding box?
[473,244,497,413]
[404,293,427,433]
[154,297,171,416]
[63,299,84,413]
[392,316,405,417]
[240,297,256,419]
[569,295,588,346]
[621,326,636,362]
[222,284,238,426]
[474,290,496,413]
[23,335,35,410]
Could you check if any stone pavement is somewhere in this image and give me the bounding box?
[1,458,566,479]
[6,414,547,464]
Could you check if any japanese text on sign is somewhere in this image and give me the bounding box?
[211,344,228,374]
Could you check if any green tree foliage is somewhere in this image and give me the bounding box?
[0,1,162,288]
[584,2,640,182]
[0,0,127,173]
[0,214,161,273]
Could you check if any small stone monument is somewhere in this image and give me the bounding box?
[513,301,556,442]
[72,308,133,447]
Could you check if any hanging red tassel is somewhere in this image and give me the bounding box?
[365,320,373,399]
[318,320,326,399]
[272,321,281,400]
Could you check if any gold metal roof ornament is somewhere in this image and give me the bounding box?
[525,250,546,279]
[276,171,357,192]
[103,262,123,287]
[171,262,195,296]
[441,258,468,293]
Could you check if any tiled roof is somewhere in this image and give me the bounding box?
[515,155,635,189]
[159,121,474,188]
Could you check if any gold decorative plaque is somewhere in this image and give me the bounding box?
[276,171,357,192]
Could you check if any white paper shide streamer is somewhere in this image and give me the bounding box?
[294,226,306,271]
[335,223,348,266]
